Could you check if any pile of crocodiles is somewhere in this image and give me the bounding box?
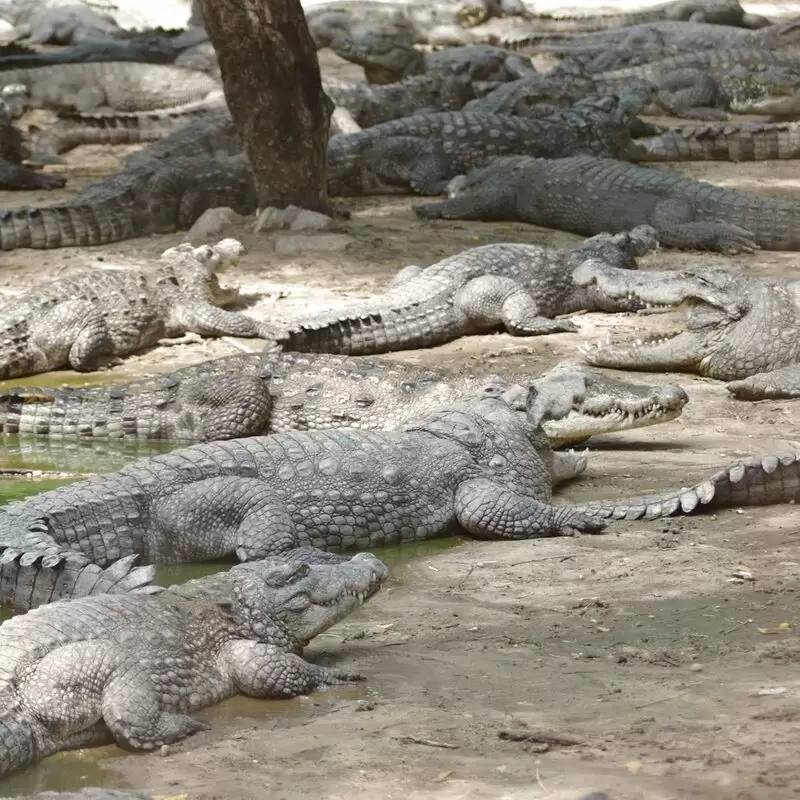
[0,0,798,790]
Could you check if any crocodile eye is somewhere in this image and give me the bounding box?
[355,397,374,407]
[293,564,311,579]
[305,384,321,395]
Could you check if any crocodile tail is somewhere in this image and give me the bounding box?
[0,550,159,612]
[0,697,41,777]
[0,199,135,251]
[569,452,800,521]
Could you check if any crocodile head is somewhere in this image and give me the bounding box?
[574,262,800,382]
[532,362,689,446]
[231,553,388,648]
[329,22,423,83]
[723,65,800,116]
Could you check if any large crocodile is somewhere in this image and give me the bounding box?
[0,352,690,447]
[414,154,800,253]
[0,61,220,112]
[0,385,796,613]
[0,239,267,379]
[274,227,658,355]
[572,261,800,386]
[0,551,387,774]
[327,94,648,195]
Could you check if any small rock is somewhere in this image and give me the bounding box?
[160,744,172,756]
[253,205,333,233]
[274,233,353,254]
[355,699,376,712]
[690,663,704,672]
[188,207,248,238]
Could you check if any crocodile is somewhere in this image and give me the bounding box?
[0,61,220,112]
[0,386,797,614]
[466,48,800,120]
[727,364,800,399]
[274,226,658,354]
[724,64,800,116]
[0,34,186,70]
[506,16,800,55]
[0,151,256,250]
[0,552,387,775]
[0,98,65,188]
[28,75,479,161]
[573,261,800,384]
[329,37,535,85]
[0,383,608,610]
[477,0,769,37]
[414,154,800,253]
[0,239,269,379]
[0,1,123,44]
[305,0,527,45]
[327,94,648,196]
[0,352,690,447]
[28,102,227,163]
[632,119,800,162]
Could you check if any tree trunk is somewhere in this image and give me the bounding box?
[194,0,333,213]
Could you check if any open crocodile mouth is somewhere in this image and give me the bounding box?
[542,375,689,446]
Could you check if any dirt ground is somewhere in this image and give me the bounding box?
[1,36,800,800]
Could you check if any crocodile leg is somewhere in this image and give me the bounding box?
[727,364,800,399]
[454,478,607,538]
[224,640,363,699]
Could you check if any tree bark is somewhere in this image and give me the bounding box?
[194,0,333,213]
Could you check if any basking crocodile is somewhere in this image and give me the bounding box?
[0,352,690,447]
[305,0,527,46]
[329,39,535,85]
[0,151,255,250]
[573,261,800,387]
[481,0,769,37]
[467,47,800,121]
[29,75,480,161]
[0,552,387,774]
[632,119,800,162]
[327,99,645,195]
[0,61,220,112]
[29,104,223,163]
[0,95,646,249]
[274,227,658,354]
[0,386,796,613]
[0,239,268,379]
[414,154,800,253]
[509,16,798,54]
[6,792,149,800]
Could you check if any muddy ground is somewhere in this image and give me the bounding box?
[1,32,800,800]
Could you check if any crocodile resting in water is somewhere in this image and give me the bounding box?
[0,552,387,776]
[0,386,796,613]
[573,261,800,389]
[0,352,690,448]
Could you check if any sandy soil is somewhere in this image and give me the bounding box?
[2,38,800,800]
